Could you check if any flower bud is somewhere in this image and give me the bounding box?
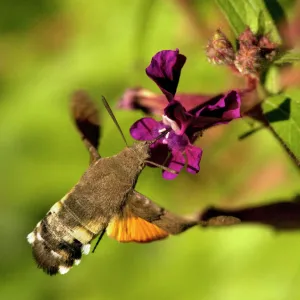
[238,27,258,46]
[234,44,261,77]
[258,35,278,61]
[206,29,235,65]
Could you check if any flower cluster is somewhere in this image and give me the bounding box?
[126,49,241,179]
[206,27,278,78]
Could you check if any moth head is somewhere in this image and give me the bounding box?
[131,141,151,162]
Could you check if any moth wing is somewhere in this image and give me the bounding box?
[106,206,168,243]
[70,90,101,163]
[127,190,198,235]
[107,190,198,243]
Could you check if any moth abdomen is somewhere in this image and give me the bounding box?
[27,198,95,275]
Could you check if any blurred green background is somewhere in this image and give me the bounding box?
[1,0,300,299]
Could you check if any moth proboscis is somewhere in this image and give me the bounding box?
[27,91,198,275]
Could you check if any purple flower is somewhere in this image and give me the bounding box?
[117,87,215,115]
[130,117,203,179]
[130,49,241,179]
[146,49,186,101]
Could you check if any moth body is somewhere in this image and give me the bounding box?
[27,142,150,275]
[27,93,196,276]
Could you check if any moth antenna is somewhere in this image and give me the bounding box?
[144,160,178,175]
[92,229,106,253]
[101,96,128,147]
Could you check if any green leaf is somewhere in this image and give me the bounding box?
[215,0,245,36]
[262,89,300,159]
[264,66,280,94]
[274,51,300,65]
[215,0,281,42]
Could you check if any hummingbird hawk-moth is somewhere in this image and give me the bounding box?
[27,91,197,275]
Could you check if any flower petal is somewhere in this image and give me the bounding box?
[163,150,185,180]
[166,131,189,152]
[149,142,169,167]
[221,90,241,120]
[185,145,203,175]
[117,87,168,114]
[177,93,215,111]
[146,49,186,101]
[130,117,162,141]
[164,100,193,134]
[118,88,215,115]
[193,90,241,130]
[196,91,240,117]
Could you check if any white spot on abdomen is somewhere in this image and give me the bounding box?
[51,250,62,259]
[27,232,35,244]
[74,259,81,266]
[49,201,62,214]
[36,232,44,242]
[82,244,91,255]
[58,266,70,275]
